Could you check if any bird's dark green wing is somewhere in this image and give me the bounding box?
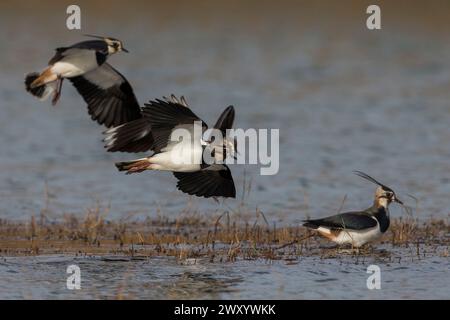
[173,165,236,198]
[69,63,142,128]
[142,99,207,152]
[49,40,108,65]
[304,212,377,230]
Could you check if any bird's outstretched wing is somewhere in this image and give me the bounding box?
[213,105,235,133]
[173,165,236,198]
[103,95,192,153]
[103,118,153,153]
[142,97,207,153]
[69,63,142,128]
[303,212,377,231]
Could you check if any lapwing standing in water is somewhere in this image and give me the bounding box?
[303,171,405,248]
[24,35,142,128]
[104,95,237,198]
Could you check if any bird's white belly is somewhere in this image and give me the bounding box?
[334,225,382,247]
[150,143,203,172]
[51,51,98,78]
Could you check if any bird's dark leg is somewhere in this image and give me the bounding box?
[52,77,64,106]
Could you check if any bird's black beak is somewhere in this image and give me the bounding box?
[122,48,129,53]
[394,197,403,205]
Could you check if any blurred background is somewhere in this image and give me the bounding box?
[1,0,450,221]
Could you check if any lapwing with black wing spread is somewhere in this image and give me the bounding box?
[106,95,237,198]
[303,171,405,247]
[25,35,141,128]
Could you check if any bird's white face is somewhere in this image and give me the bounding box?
[105,38,125,54]
[375,186,401,208]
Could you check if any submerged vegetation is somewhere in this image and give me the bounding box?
[0,200,448,261]
[0,181,448,261]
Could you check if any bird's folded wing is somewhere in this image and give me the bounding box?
[142,99,207,152]
[49,41,108,65]
[306,213,377,230]
[69,63,142,128]
[103,118,153,153]
[173,165,236,198]
[61,40,108,53]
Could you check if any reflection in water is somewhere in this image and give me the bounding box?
[165,270,242,299]
[0,253,448,299]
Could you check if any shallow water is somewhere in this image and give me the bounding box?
[0,1,449,299]
[0,250,448,299]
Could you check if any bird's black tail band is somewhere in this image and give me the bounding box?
[25,72,55,100]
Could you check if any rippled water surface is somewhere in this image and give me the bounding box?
[0,1,449,299]
[0,251,449,299]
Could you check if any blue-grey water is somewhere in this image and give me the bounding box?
[1,250,449,299]
[0,1,449,299]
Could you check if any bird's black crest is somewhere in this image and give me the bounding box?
[353,170,394,192]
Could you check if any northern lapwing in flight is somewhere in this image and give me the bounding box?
[24,35,141,128]
[303,171,405,248]
[104,95,237,198]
